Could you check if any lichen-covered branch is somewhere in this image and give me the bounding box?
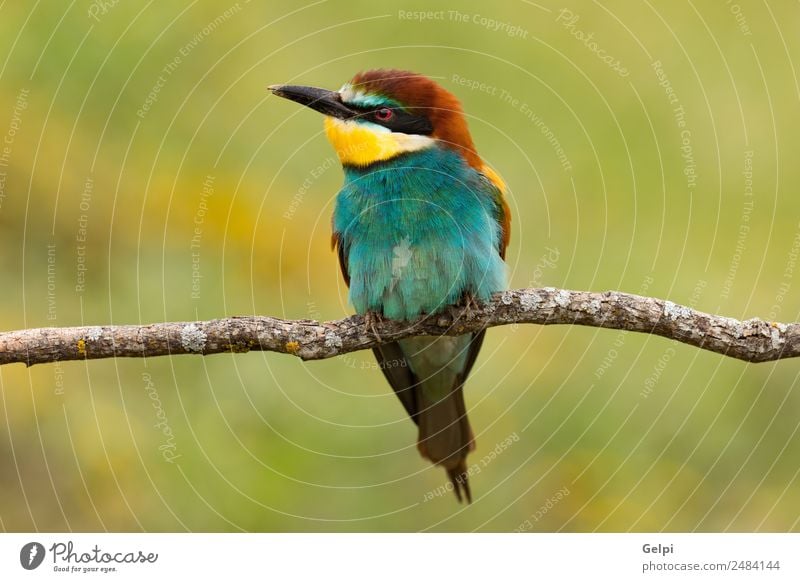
[1,288,798,367]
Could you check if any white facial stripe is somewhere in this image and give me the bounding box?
[338,84,400,109]
[393,131,436,152]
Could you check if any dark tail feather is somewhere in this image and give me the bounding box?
[394,334,483,503]
[447,461,472,504]
[417,382,475,503]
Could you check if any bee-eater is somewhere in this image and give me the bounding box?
[269,69,510,502]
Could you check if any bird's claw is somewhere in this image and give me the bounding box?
[457,293,481,319]
[364,310,384,341]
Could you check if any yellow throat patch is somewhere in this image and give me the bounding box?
[323,117,434,166]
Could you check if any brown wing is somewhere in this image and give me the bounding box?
[478,164,511,259]
[331,232,350,286]
[372,344,420,424]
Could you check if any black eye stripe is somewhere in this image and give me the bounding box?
[345,103,434,136]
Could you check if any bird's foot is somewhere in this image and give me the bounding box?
[456,292,481,320]
[363,310,385,341]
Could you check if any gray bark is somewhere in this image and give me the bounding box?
[1,288,797,367]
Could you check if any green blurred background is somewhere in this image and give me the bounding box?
[1,0,799,532]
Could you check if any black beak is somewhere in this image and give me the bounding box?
[268,84,357,120]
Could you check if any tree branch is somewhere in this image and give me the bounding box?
[1,288,798,367]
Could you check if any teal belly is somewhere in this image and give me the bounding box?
[334,148,506,320]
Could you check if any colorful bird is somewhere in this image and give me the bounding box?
[269,70,510,502]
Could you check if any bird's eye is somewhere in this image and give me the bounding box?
[374,108,394,121]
